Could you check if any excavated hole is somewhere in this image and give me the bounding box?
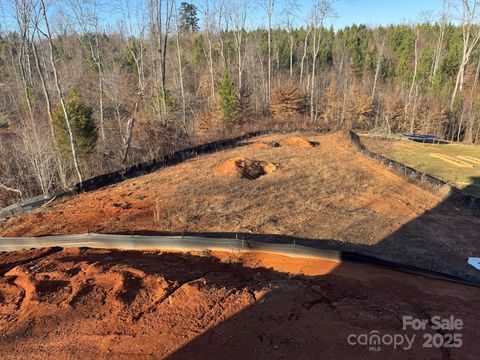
[217,158,279,180]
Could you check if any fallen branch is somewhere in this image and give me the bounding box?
[41,196,57,208]
[0,183,22,197]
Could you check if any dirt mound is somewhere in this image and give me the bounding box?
[0,247,478,359]
[216,157,278,179]
[281,136,318,148]
[2,132,480,281]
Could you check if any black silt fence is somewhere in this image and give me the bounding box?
[1,128,329,219]
[349,130,480,211]
[7,128,478,220]
[75,128,332,192]
[73,130,268,192]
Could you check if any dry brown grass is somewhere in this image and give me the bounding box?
[2,131,480,279]
[0,132,441,242]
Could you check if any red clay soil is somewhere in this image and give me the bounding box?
[281,135,316,148]
[0,247,477,359]
[216,157,278,179]
[1,132,479,279]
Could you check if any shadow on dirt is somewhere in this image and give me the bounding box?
[110,178,480,283]
[34,247,476,359]
[163,179,480,358]
[1,159,480,358]
[1,183,479,358]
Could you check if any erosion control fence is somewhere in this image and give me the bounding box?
[0,191,65,220]
[0,130,257,219]
[349,130,480,211]
[3,129,478,219]
[0,128,329,220]
[0,233,478,287]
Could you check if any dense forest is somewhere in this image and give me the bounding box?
[1,0,480,205]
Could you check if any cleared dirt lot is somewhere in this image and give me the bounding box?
[0,247,478,359]
[1,132,479,279]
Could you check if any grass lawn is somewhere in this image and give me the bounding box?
[361,135,480,197]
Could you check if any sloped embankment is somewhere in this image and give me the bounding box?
[1,132,479,280]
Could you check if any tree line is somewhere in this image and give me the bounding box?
[1,0,480,206]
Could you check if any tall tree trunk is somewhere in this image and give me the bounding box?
[289,33,293,79]
[300,29,311,87]
[31,40,54,137]
[175,2,187,129]
[450,1,480,110]
[16,22,35,124]
[310,48,317,122]
[206,29,216,101]
[371,38,385,100]
[122,103,138,165]
[40,0,83,185]
[310,27,320,123]
[308,0,332,123]
[98,66,105,142]
[457,105,466,141]
[265,0,273,101]
[466,52,480,142]
[451,50,468,109]
[430,9,446,87]
[202,3,216,101]
[407,30,419,133]
[31,35,68,189]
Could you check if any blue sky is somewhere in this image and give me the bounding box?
[272,0,445,29]
[0,0,446,33]
[322,0,444,28]
[196,0,446,30]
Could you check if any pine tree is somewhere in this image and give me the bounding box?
[52,89,97,161]
[270,83,306,120]
[218,72,239,124]
[178,2,199,33]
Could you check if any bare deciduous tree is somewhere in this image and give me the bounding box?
[451,0,480,109]
[259,0,274,101]
[228,0,249,93]
[309,0,335,123]
[39,0,84,184]
[68,0,107,143]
